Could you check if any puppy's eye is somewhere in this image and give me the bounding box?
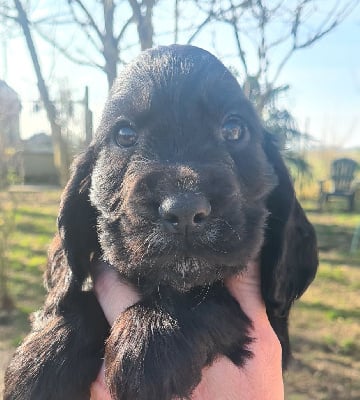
[114,126,138,148]
[221,118,249,143]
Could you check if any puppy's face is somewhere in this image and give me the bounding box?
[90,46,277,291]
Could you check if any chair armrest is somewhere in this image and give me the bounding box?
[350,180,360,193]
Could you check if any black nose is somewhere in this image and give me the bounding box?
[159,194,211,234]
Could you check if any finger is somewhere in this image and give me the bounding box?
[92,261,141,325]
[225,262,266,321]
[90,362,112,400]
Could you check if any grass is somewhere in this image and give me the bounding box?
[0,191,60,349]
[284,207,360,400]
[0,188,360,399]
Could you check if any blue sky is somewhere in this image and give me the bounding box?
[2,2,359,148]
[279,8,360,148]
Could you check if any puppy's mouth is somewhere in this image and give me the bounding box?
[114,227,249,291]
[156,255,244,292]
[99,200,267,292]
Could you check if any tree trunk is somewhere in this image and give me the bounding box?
[129,0,155,50]
[103,0,118,88]
[14,0,69,186]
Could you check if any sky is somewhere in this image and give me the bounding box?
[1,1,359,148]
[279,8,360,148]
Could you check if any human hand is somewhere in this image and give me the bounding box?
[90,262,140,399]
[191,261,284,400]
[90,261,284,400]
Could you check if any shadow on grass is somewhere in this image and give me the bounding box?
[285,333,359,400]
[15,221,55,236]
[16,208,58,221]
[9,243,48,258]
[320,257,360,268]
[291,333,360,360]
[313,222,359,255]
[297,301,360,321]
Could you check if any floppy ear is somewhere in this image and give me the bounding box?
[261,132,318,318]
[45,147,99,305]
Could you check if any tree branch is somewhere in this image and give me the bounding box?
[186,14,213,44]
[67,0,103,50]
[13,0,69,184]
[68,0,104,42]
[127,0,155,50]
[116,15,134,44]
[230,20,248,75]
[34,25,103,70]
[271,0,359,84]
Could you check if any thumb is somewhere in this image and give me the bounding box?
[225,261,268,323]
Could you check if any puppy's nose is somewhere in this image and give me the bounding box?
[159,194,211,234]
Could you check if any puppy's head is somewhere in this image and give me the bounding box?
[57,45,317,310]
[88,45,276,291]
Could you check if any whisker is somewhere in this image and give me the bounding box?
[192,284,211,308]
[218,217,242,244]
[197,238,227,254]
[132,231,157,254]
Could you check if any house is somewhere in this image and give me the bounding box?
[21,133,58,184]
[0,82,59,185]
[0,81,22,185]
[0,80,21,148]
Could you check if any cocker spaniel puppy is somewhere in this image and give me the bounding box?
[4,45,318,400]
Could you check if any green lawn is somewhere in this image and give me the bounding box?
[1,191,360,399]
[0,191,60,349]
[284,208,360,400]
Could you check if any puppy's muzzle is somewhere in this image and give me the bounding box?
[159,193,211,235]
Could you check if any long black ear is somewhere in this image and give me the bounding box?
[261,132,318,317]
[46,147,99,304]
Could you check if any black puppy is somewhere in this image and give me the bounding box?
[4,45,318,400]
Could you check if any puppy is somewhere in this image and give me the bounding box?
[4,45,318,400]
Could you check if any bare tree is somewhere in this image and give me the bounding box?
[3,0,358,105]
[12,0,69,185]
[189,0,359,113]
[177,0,358,173]
[33,0,157,89]
[1,0,358,180]
[129,0,156,50]
[0,0,159,183]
